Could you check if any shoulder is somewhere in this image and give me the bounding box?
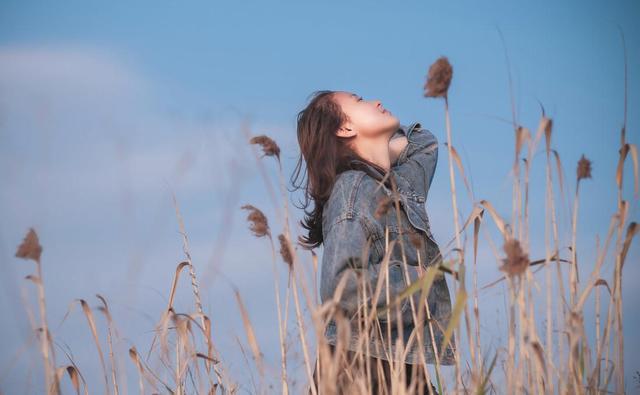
[393,122,437,151]
[322,170,381,234]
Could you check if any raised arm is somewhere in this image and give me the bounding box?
[391,123,439,199]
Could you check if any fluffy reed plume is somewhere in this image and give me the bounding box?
[424,56,453,99]
[15,227,42,262]
[577,154,592,180]
[15,227,60,395]
[409,231,424,250]
[499,238,530,277]
[570,154,593,305]
[278,233,294,267]
[425,55,465,391]
[374,194,394,219]
[241,204,271,238]
[250,134,281,161]
[7,44,638,395]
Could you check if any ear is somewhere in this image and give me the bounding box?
[336,124,357,138]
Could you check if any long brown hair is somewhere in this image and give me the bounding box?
[290,90,383,250]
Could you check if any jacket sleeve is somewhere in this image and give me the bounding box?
[392,124,439,200]
[321,213,408,321]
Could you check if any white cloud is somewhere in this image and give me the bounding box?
[0,46,278,229]
[0,45,148,107]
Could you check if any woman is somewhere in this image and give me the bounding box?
[291,90,456,394]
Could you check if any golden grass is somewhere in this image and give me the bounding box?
[5,53,639,395]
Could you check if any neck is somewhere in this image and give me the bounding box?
[353,133,392,172]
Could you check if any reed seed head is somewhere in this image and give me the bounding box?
[374,195,394,219]
[499,238,529,277]
[15,227,42,262]
[249,135,281,161]
[577,154,592,181]
[278,234,294,267]
[241,204,271,238]
[409,232,424,250]
[424,57,453,99]
[543,117,553,153]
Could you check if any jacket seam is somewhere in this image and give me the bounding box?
[359,214,384,260]
[324,212,352,235]
[394,173,426,203]
[346,171,367,218]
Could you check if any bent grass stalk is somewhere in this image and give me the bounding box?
[8,51,639,395]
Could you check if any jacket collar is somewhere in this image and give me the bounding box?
[348,157,390,187]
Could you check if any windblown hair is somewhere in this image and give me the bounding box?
[290,90,378,250]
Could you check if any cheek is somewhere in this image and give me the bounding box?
[355,108,389,133]
[362,113,398,136]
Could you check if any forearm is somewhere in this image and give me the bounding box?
[392,125,439,198]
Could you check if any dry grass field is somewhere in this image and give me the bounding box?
[7,54,638,395]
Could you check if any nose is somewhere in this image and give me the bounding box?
[374,100,382,107]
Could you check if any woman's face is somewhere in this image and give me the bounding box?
[332,91,400,139]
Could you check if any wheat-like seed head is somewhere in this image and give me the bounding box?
[241,204,271,238]
[577,154,592,181]
[278,233,294,267]
[424,56,453,99]
[15,227,42,262]
[249,135,281,160]
[499,238,530,277]
[374,195,394,219]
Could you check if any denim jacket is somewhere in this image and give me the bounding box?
[320,122,457,365]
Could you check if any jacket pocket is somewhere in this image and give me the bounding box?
[401,195,436,243]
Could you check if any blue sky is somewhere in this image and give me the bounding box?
[1,1,639,393]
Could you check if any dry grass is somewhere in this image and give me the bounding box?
[4,52,638,395]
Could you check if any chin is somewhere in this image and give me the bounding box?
[365,116,400,137]
[387,116,400,129]
[380,117,400,137]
